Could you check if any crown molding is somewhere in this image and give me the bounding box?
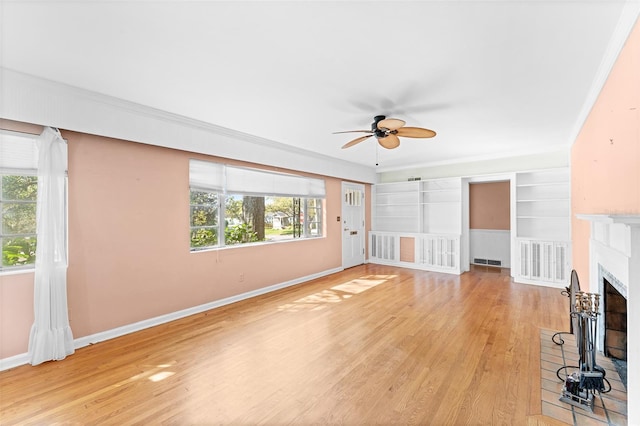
[376,145,570,173]
[568,1,640,146]
[0,68,376,183]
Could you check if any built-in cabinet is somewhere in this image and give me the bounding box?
[369,231,460,274]
[370,169,571,286]
[371,178,462,274]
[513,168,571,286]
[517,240,569,284]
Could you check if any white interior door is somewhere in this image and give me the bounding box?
[342,182,365,269]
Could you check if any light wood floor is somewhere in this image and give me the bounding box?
[0,264,569,425]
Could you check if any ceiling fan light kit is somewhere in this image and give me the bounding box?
[335,115,436,150]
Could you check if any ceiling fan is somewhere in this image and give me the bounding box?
[335,115,436,149]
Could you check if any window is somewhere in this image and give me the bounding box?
[303,198,322,237]
[189,160,325,251]
[190,189,219,249]
[0,131,39,271]
[1,175,38,269]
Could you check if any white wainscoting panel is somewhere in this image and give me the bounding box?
[469,229,511,268]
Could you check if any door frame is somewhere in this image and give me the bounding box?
[341,181,366,269]
[463,173,514,275]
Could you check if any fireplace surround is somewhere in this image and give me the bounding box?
[577,214,639,423]
[601,270,627,362]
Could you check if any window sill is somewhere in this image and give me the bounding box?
[0,268,35,277]
[190,235,325,254]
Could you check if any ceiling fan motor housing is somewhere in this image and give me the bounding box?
[372,115,388,138]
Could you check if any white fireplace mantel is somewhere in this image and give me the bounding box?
[577,213,639,424]
[576,214,640,225]
[577,214,640,295]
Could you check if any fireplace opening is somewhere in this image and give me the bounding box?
[604,278,627,387]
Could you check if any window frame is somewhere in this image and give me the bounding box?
[189,160,326,252]
[0,129,40,273]
[1,174,39,271]
[189,188,221,251]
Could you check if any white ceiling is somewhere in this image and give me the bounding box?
[1,1,637,171]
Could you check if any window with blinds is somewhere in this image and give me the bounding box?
[189,159,326,250]
[1,131,39,270]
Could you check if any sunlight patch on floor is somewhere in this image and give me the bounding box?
[277,274,396,312]
[149,371,175,382]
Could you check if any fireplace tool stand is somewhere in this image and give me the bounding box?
[557,291,611,412]
[552,269,580,345]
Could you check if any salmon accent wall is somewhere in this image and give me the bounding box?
[570,18,640,425]
[0,272,34,357]
[399,237,415,263]
[1,128,362,359]
[571,19,640,281]
[469,182,510,230]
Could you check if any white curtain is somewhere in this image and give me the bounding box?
[28,127,74,365]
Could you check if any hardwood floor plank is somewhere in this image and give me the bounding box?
[0,264,570,425]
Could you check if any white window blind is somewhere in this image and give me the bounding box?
[225,165,325,197]
[0,131,39,174]
[189,159,325,198]
[189,159,224,191]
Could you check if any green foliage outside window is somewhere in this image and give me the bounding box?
[1,175,38,268]
[190,190,218,249]
[189,189,322,251]
[2,236,37,267]
[224,223,258,245]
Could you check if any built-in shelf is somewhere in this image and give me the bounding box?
[513,168,571,285]
[373,178,462,234]
[372,178,462,271]
[514,168,570,242]
[373,169,571,286]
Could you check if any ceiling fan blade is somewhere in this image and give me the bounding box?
[378,134,400,149]
[377,118,405,131]
[396,127,437,138]
[342,134,373,149]
[333,130,374,134]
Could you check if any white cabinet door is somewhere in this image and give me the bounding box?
[518,240,530,278]
[516,238,569,285]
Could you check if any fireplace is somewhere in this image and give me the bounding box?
[577,214,639,424]
[603,277,627,361]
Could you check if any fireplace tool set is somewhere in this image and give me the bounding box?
[558,290,610,411]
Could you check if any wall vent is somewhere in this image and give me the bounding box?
[473,258,502,266]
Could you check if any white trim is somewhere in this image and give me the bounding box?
[376,146,570,173]
[0,266,342,371]
[509,277,565,289]
[0,68,375,184]
[568,2,640,146]
[576,213,640,225]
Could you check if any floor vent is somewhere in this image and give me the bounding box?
[473,258,502,266]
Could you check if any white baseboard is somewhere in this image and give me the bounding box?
[0,266,342,372]
[0,353,31,371]
[513,276,566,289]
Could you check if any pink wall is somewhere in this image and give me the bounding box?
[1,129,357,359]
[0,272,34,357]
[571,19,640,280]
[469,182,510,230]
[571,18,640,424]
